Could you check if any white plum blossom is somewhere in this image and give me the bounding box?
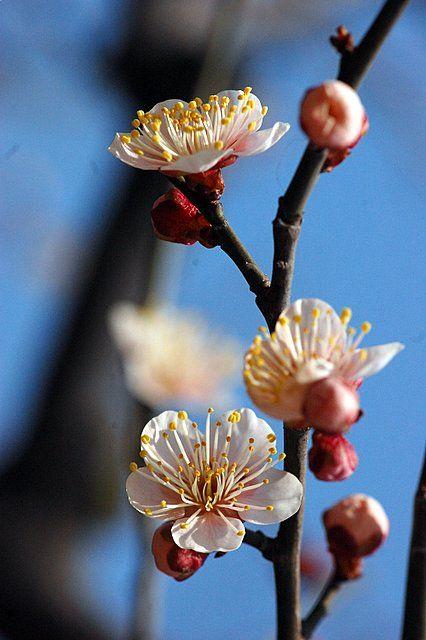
[126,408,303,553]
[109,303,239,409]
[244,298,404,424]
[108,87,289,175]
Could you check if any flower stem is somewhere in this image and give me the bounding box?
[301,572,344,639]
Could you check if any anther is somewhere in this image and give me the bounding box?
[266,505,274,512]
[141,435,150,444]
[261,105,268,116]
[130,130,140,138]
[361,321,372,333]
[139,450,148,458]
[144,508,153,516]
[180,523,189,529]
[340,307,352,324]
[132,118,140,128]
[293,314,302,324]
[136,110,145,119]
[169,421,177,430]
[120,135,131,144]
[267,434,276,443]
[237,530,245,536]
[162,151,173,162]
[178,411,188,420]
[208,407,214,414]
[247,121,257,132]
[160,500,167,508]
[129,462,138,472]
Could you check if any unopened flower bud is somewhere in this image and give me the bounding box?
[303,376,361,433]
[323,114,369,172]
[323,494,389,579]
[151,188,217,247]
[151,523,208,581]
[300,80,365,150]
[309,431,358,481]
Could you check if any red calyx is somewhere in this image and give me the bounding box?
[151,523,208,581]
[151,188,217,248]
[309,431,358,481]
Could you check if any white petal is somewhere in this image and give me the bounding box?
[223,408,276,467]
[161,148,232,174]
[142,411,197,469]
[234,122,290,156]
[171,513,245,553]
[108,133,166,170]
[148,98,190,116]
[126,468,185,520]
[342,342,404,379]
[241,468,303,525]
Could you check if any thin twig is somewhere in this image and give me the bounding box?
[168,4,408,639]
[243,529,276,561]
[302,572,345,639]
[167,176,270,296]
[401,449,426,640]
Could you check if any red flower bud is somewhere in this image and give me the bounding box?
[151,523,208,581]
[309,431,358,481]
[303,376,361,434]
[151,188,217,247]
[323,494,389,580]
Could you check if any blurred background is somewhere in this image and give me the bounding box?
[0,1,425,639]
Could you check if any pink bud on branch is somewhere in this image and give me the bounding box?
[151,523,208,581]
[303,377,361,434]
[300,80,366,151]
[323,494,389,579]
[309,431,358,481]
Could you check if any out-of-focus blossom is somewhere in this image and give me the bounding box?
[109,87,289,175]
[126,408,303,553]
[151,522,208,581]
[323,494,390,579]
[308,431,358,481]
[109,303,239,409]
[300,80,365,150]
[151,188,216,247]
[244,298,403,427]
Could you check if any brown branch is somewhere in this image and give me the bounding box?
[402,449,426,640]
[273,429,309,640]
[302,572,345,639]
[167,176,270,297]
[268,2,410,639]
[243,529,276,561]
[167,4,409,640]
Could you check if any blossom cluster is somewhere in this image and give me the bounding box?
[109,82,402,578]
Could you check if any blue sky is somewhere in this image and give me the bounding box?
[1,1,424,639]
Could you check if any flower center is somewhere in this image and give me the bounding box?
[119,87,268,163]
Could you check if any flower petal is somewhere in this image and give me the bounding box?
[141,410,197,470]
[241,468,303,524]
[161,148,232,174]
[223,408,276,467]
[126,468,185,520]
[234,122,290,156]
[342,342,404,379]
[108,133,166,170]
[171,513,245,552]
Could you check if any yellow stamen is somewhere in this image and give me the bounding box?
[178,411,188,420]
[129,462,138,472]
[120,135,131,144]
[361,321,372,333]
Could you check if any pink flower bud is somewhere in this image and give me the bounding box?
[309,431,358,481]
[323,114,369,172]
[303,376,361,433]
[151,188,217,247]
[151,523,208,581]
[323,494,389,579]
[300,80,365,150]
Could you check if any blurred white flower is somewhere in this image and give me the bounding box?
[109,303,240,409]
[108,87,289,175]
